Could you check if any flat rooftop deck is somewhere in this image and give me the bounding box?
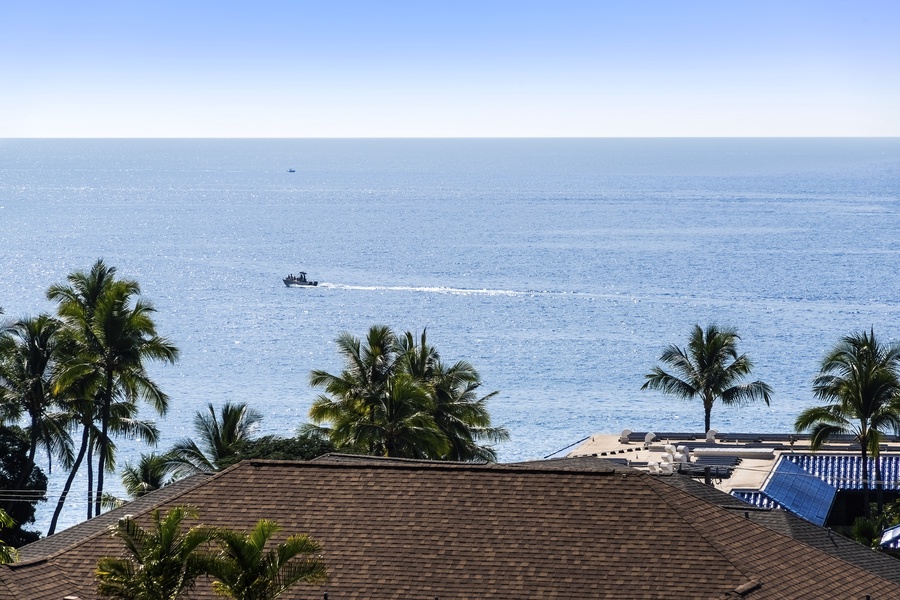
[568,431,900,493]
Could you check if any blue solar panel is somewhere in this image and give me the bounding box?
[763,456,836,526]
[731,490,782,510]
[780,454,900,491]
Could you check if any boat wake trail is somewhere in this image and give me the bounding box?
[319,283,532,296]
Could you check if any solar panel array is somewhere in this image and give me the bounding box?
[782,454,900,491]
[763,456,837,526]
[730,454,900,527]
[731,490,782,510]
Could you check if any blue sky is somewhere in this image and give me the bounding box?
[2,1,898,137]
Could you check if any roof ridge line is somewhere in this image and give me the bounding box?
[643,475,760,587]
[241,457,623,476]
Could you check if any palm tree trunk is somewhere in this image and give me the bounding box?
[876,454,885,515]
[48,424,89,536]
[86,440,94,519]
[861,441,871,519]
[95,373,113,518]
[704,394,713,433]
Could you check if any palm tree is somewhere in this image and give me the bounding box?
[0,315,73,514]
[308,325,401,453]
[95,506,217,600]
[309,326,444,457]
[0,509,17,564]
[428,359,509,461]
[642,324,773,432]
[795,329,900,518]
[362,373,448,458]
[207,519,328,600]
[50,259,179,518]
[47,380,95,534]
[309,325,399,416]
[397,330,508,461]
[48,260,122,520]
[166,402,262,476]
[46,375,99,534]
[48,384,161,534]
[121,452,177,499]
[308,372,445,458]
[309,326,507,460]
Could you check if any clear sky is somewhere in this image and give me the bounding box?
[2,1,898,137]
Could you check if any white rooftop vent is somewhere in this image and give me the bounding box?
[644,432,657,448]
[706,429,718,443]
[619,429,632,444]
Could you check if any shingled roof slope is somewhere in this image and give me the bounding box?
[16,472,212,562]
[639,466,900,586]
[737,508,900,586]
[4,459,900,599]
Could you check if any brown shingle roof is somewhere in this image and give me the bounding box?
[5,458,900,599]
[17,472,213,562]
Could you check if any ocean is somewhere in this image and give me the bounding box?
[1,138,899,533]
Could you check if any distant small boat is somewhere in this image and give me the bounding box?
[283,272,318,287]
[287,168,296,173]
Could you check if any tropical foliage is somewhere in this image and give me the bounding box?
[0,315,73,483]
[216,432,336,469]
[118,404,333,501]
[0,509,17,564]
[205,519,328,600]
[47,259,179,526]
[120,453,178,499]
[95,507,327,600]
[642,324,772,432]
[795,329,900,517]
[0,425,48,547]
[0,314,68,545]
[0,261,179,534]
[851,499,900,551]
[95,506,217,600]
[117,406,331,503]
[308,326,507,460]
[166,402,262,477]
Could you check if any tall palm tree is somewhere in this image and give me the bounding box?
[47,377,99,534]
[50,259,179,518]
[0,315,73,514]
[795,329,900,517]
[166,402,262,476]
[206,519,328,600]
[48,383,161,534]
[642,324,773,432]
[95,506,217,600]
[48,260,123,520]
